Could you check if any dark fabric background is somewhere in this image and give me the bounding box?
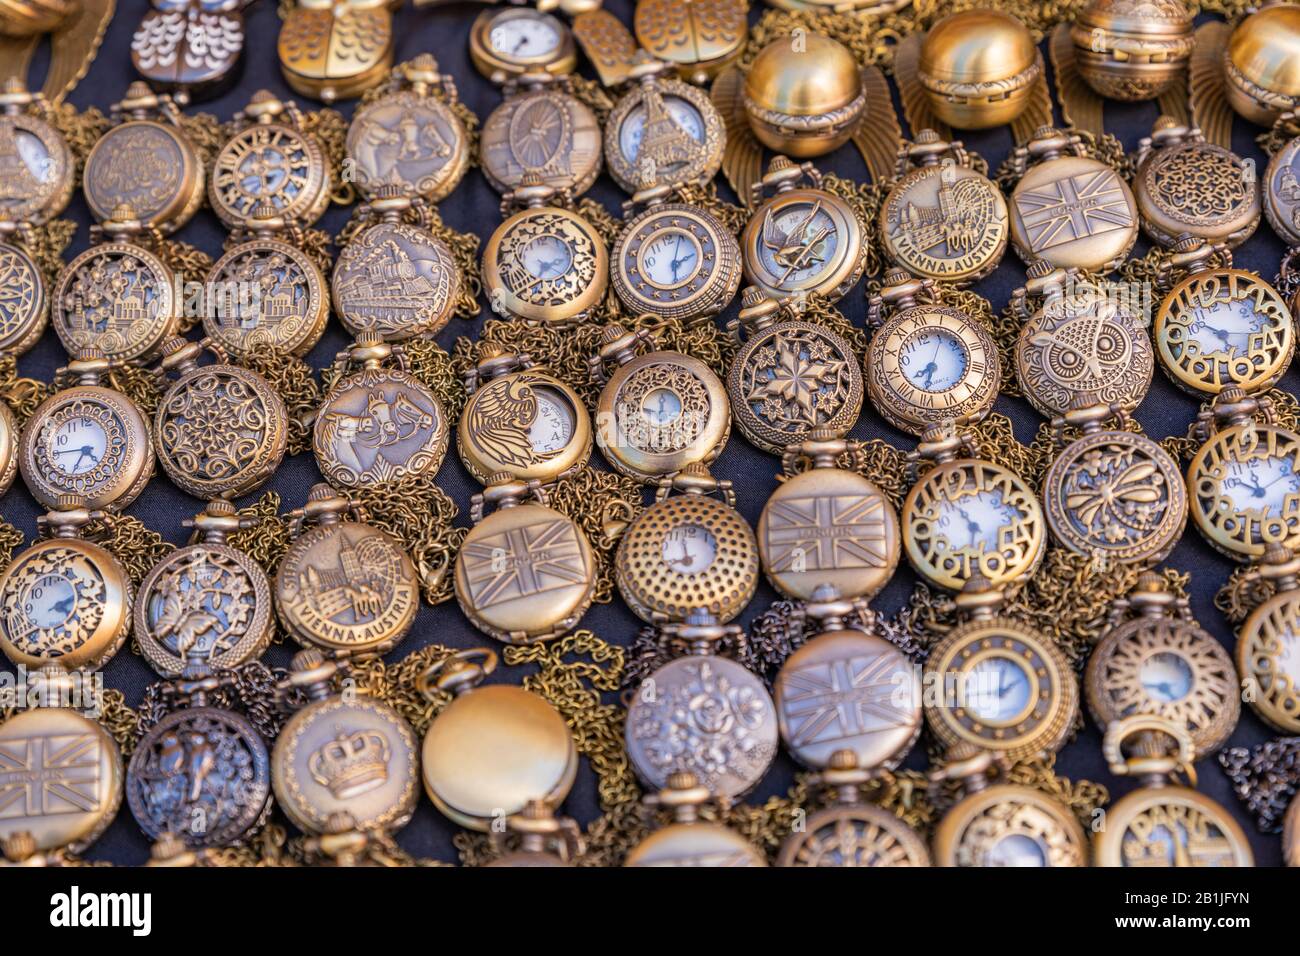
[1,0,1290,865]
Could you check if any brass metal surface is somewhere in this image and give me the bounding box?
[1236,545,1300,734]
[0,78,73,225]
[1224,3,1300,127]
[479,71,601,197]
[917,11,1042,130]
[278,0,395,104]
[933,781,1087,867]
[1069,0,1194,102]
[468,7,576,81]
[742,33,864,157]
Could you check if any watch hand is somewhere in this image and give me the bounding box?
[919,361,938,389]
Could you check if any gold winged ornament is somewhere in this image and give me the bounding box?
[0,0,114,103]
[278,0,398,104]
[131,0,253,103]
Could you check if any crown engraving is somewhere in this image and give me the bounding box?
[309,727,391,799]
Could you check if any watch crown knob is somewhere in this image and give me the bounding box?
[205,499,237,517]
[1025,258,1055,279]
[1,831,36,863]
[290,647,327,673]
[307,482,341,503]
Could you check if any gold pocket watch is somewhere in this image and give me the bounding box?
[482,174,608,327]
[1236,544,1300,734]
[1041,397,1187,567]
[1287,794,1300,867]
[203,202,329,360]
[82,82,205,234]
[1012,260,1154,419]
[1006,127,1138,273]
[624,771,767,867]
[879,131,1009,285]
[278,0,396,104]
[866,269,999,436]
[19,350,154,512]
[1094,716,1253,867]
[52,206,182,365]
[603,51,724,195]
[418,649,578,831]
[726,287,863,455]
[152,337,289,501]
[333,188,461,342]
[209,90,331,229]
[276,484,419,657]
[468,6,577,81]
[741,156,866,304]
[346,55,470,203]
[0,78,74,227]
[314,333,448,490]
[0,224,48,358]
[479,69,601,198]
[589,322,730,483]
[610,171,742,323]
[1133,119,1261,250]
[1264,134,1300,247]
[634,0,745,85]
[486,800,584,867]
[0,401,14,497]
[131,0,249,101]
[625,611,778,800]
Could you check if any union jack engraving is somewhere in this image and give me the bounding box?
[781,652,911,747]
[763,494,890,572]
[461,518,589,607]
[0,733,103,819]
[1015,169,1134,250]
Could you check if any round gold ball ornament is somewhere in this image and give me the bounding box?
[1223,3,1300,128]
[1070,0,1195,102]
[918,11,1043,130]
[742,33,866,158]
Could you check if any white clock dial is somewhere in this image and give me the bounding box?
[1184,299,1265,357]
[22,573,78,629]
[1221,455,1300,517]
[489,16,561,59]
[640,388,683,427]
[1139,651,1195,703]
[48,415,109,475]
[521,235,573,281]
[528,387,575,454]
[639,229,701,289]
[899,327,969,392]
[661,523,717,572]
[985,833,1050,868]
[963,656,1032,722]
[937,489,1018,552]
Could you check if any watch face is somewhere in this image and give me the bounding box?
[963,654,1034,724]
[459,371,591,484]
[490,14,561,57]
[757,200,838,285]
[639,228,703,288]
[661,523,717,572]
[529,386,576,454]
[0,112,73,225]
[1238,588,1300,734]
[603,77,722,193]
[899,327,968,391]
[742,188,864,302]
[1190,424,1300,559]
[937,488,1021,554]
[934,785,1087,868]
[1264,136,1300,246]
[613,203,741,323]
[881,164,1008,282]
[210,123,329,227]
[521,234,573,279]
[1097,789,1253,867]
[617,96,705,172]
[1220,455,1300,515]
[485,207,608,324]
[49,415,108,475]
[777,804,931,867]
[347,91,468,202]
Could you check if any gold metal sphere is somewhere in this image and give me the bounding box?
[918,11,1042,130]
[1070,0,1194,101]
[742,33,865,157]
[1224,2,1300,126]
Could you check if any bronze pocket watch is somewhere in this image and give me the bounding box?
[741,156,866,305]
[0,401,14,497]
[52,206,183,365]
[610,172,741,323]
[482,174,608,327]
[879,130,1008,285]
[347,55,470,203]
[633,0,745,85]
[314,333,448,490]
[1041,397,1187,567]
[866,269,999,436]
[486,800,583,867]
[603,52,724,195]
[589,322,729,484]
[0,78,74,227]
[203,202,329,360]
[1236,544,1300,734]
[82,82,205,234]
[624,772,767,867]
[0,225,48,358]
[210,90,331,229]
[726,287,863,455]
[468,6,576,81]
[1264,134,1300,247]
[276,484,419,657]
[278,0,396,104]
[333,188,461,342]
[418,649,578,831]
[131,0,249,101]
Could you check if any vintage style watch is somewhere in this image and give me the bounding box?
[486,800,583,867]
[468,6,576,81]
[278,0,396,104]
[276,484,419,657]
[82,82,205,234]
[1041,397,1187,567]
[1235,544,1300,735]
[203,202,329,360]
[0,226,47,359]
[346,55,470,203]
[0,402,14,497]
[52,206,182,365]
[1187,387,1300,561]
[1133,119,1260,250]
[1094,716,1253,867]
[1286,794,1300,867]
[19,350,154,512]
[1087,574,1239,760]
[1066,0,1194,103]
[314,333,448,490]
[589,322,729,484]
[152,338,288,501]
[866,269,999,436]
[1006,126,1138,272]
[131,0,251,101]
[418,649,578,831]
[0,77,74,226]
[210,90,331,229]
[610,171,741,323]
[624,771,767,867]
[634,0,745,85]
[879,130,1008,285]
[726,288,863,455]
[1012,260,1154,419]
[604,52,724,195]
[1264,134,1300,247]
[479,69,601,198]
[625,610,777,801]
[741,156,866,304]
[483,174,607,327]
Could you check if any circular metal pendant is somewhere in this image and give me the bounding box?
[53,242,180,365]
[314,365,448,489]
[903,458,1046,591]
[83,120,205,233]
[626,655,778,800]
[880,163,1008,284]
[21,385,154,512]
[458,369,591,484]
[127,706,271,848]
[741,186,865,303]
[923,616,1078,761]
[1135,139,1260,249]
[0,104,73,225]
[615,494,759,623]
[0,708,121,854]
[203,238,329,360]
[272,694,419,836]
[634,0,746,84]
[333,220,460,342]
[1286,795,1300,867]
[1264,135,1300,246]
[1154,268,1293,396]
[1238,588,1300,734]
[468,7,576,80]
[1009,156,1138,272]
[135,542,274,678]
[933,784,1087,867]
[1093,785,1254,867]
[604,75,723,193]
[131,4,245,95]
[209,119,330,228]
[1043,429,1187,565]
[0,402,14,498]
[0,538,132,670]
[611,202,741,322]
[0,240,47,357]
[1015,281,1154,418]
[595,351,729,482]
[482,203,608,326]
[625,821,767,867]
[422,683,577,831]
[480,82,601,197]
[778,803,930,867]
[347,89,469,203]
[728,319,863,454]
[1188,422,1300,560]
